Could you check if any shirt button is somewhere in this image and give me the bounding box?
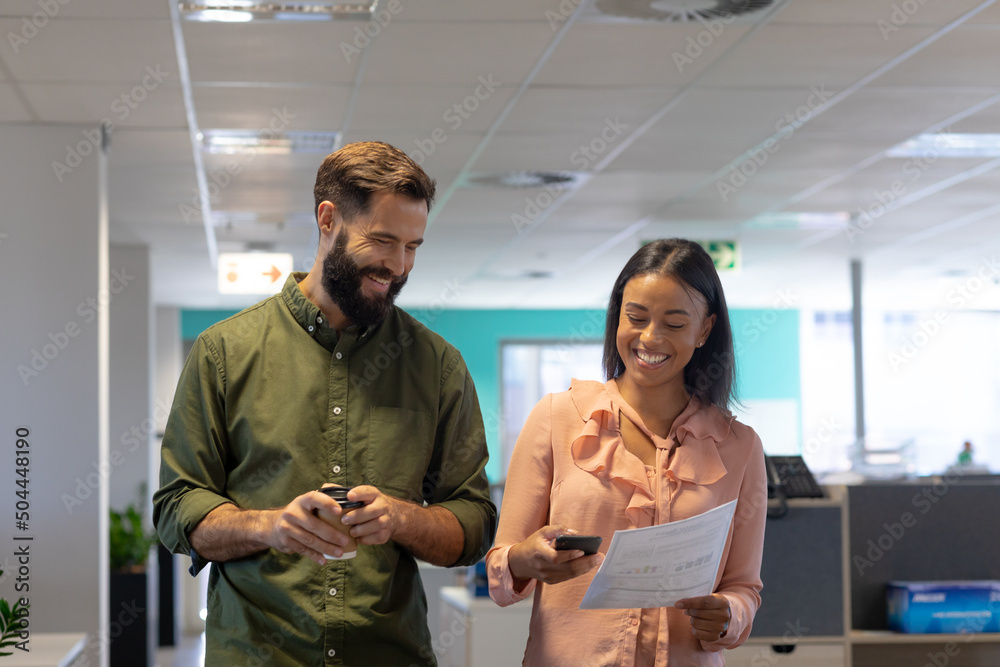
[328,649,336,657]
[329,588,337,596]
[308,325,315,332]
[333,406,342,415]
[646,470,653,477]
[332,465,341,474]
[335,352,343,360]
[317,316,324,324]
[632,618,639,626]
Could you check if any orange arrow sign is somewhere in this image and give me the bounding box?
[263,265,282,283]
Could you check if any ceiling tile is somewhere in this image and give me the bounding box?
[183,21,361,84]
[0,83,33,121]
[535,23,753,87]
[1,18,177,83]
[349,83,517,134]
[194,84,352,131]
[22,82,186,126]
[874,26,1000,87]
[363,22,558,85]
[699,24,936,88]
[774,0,987,25]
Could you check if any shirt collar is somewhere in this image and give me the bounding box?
[280,271,373,343]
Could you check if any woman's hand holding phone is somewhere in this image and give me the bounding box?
[508,525,604,587]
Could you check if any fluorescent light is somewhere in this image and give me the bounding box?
[191,9,253,21]
[201,130,341,155]
[887,133,1000,158]
[180,2,376,22]
[744,211,850,230]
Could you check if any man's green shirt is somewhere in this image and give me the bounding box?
[153,273,497,666]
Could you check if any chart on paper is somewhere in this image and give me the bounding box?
[580,500,737,609]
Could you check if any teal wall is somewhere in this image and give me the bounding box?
[181,307,800,481]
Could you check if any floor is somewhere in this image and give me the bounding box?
[156,633,205,667]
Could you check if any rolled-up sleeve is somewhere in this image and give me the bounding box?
[700,430,767,651]
[152,334,233,564]
[486,394,554,606]
[425,352,498,567]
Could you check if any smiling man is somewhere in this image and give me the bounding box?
[154,141,497,667]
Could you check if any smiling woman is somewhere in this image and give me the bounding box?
[487,238,767,667]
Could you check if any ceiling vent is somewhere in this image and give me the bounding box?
[463,171,589,190]
[589,0,775,22]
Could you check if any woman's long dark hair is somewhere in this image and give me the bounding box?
[602,239,738,410]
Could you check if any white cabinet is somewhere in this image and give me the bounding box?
[437,586,532,667]
[726,641,845,667]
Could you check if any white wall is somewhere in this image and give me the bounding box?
[109,244,152,513]
[0,125,106,664]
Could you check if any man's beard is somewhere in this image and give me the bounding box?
[321,229,407,329]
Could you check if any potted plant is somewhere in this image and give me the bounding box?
[109,502,157,667]
[0,572,29,656]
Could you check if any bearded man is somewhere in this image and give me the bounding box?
[154,141,496,667]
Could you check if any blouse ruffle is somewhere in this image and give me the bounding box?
[567,379,735,526]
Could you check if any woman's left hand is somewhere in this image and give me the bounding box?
[675,594,731,642]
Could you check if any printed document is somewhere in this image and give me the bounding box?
[579,500,737,609]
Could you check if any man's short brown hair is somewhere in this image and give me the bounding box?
[313,141,436,223]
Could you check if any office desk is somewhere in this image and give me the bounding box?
[5,633,86,667]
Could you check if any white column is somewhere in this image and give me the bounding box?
[0,125,107,665]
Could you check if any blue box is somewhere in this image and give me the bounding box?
[887,581,1000,634]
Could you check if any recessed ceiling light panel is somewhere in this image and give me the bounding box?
[180,1,376,22]
[887,133,1000,158]
[201,130,341,155]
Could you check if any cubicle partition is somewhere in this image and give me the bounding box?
[728,479,1000,667]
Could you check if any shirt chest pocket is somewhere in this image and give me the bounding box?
[365,406,435,502]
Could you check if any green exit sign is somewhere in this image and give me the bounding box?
[639,239,741,271]
[698,240,740,271]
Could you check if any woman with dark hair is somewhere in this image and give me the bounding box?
[487,239,766,666]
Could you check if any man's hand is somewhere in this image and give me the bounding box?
[339,485,466,566]
[507,525,604,587]
[338,485,403,545]
[265,490,357,565]
[190,490,355,567]
[675,594,731,642]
